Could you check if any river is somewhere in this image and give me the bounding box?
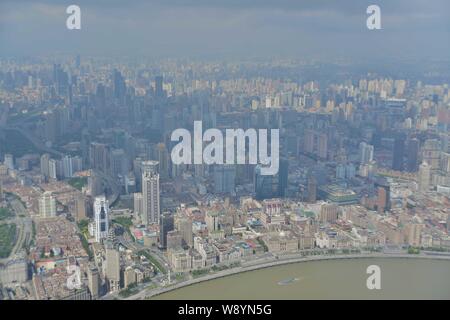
[153,258,450,299]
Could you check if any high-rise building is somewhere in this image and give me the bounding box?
[213,165,236,194]
[307,176,317,203]
[317,133,328,159]
[155,75,164,98]
[133,192,143,217]
[392,138,405,171]
[39,192,57,218]
[418,162,431,193]
[159,212,174,250]
[48,159,58,180]
[4,154,14,171]
[105,241,121,292]
[94,196,109,243]
[87,265,100,300]
[110,149,127,177]
[359,142,374,165]
[113,69,126,100]
[278,159,289,197]
[254,165,279,200]
[406,138,420,172]
[156,143,169,180]
[205,211,220,232]
[89,142,110,173]
[142,168,160,226]
[176,217,193,248]
[62,155,73,178]
[40,154,50,179]
[447,214,450,234]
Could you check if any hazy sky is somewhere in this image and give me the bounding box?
[1,0,449,60]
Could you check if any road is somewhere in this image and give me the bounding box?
[1,198,33,258]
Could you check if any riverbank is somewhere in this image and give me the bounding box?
[130,252,450,300]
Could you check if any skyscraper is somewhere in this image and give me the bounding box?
[307,176,317,203]
[278,159,289,197]
[94,196,109,243]
[39,191,57,218]
[142,168,160,226]
[4,154,14,171]
[40,153,50,179]
[113,69,126,100]
[406,138,420,172]
[87,265,100,300]
[155,75,164,98]
[105,241,121,292]
[159,212,174,250]
[213,165,236,194]
[418,162,431,193]
[254,165,279,200]
[359,142,374,165]
[392,137,405,171]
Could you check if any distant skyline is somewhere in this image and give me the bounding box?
[1,0,449,60]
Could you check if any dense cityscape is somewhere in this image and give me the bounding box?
[0,56,449,300]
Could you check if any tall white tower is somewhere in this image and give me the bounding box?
[94,196,109,242]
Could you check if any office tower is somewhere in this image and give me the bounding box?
[278,159,289,197]
[156,143,169,180]
[89,142,110,173]
[319,204,339,224]
[213,165,236,194]
[375,178,391,213]
[87,170,103,197]
[110,149,127,177]
[133,192,143,217]
[359,142,374,165]
[113,69,126,100]
[422,139,441,170]
[39,192,57,218]
[176,218,193,248]
[87,266,100,300]
[303,129,315,154]
[4,154,14,171]
[307,176,317,203]
[159,213,174,250]
[94,196,109,243]
[141,160,159,175]
[155,75,164,98]
[392,138,405,171]
[418,162,431,193]
[406,138,420,172]
[317,133,328,159]
[62,155,73,178]
[142,169,160,226]
[105,241,121,292]
[166,230,182,250]
[205,211,220,232]
[40,154,50,179]
[254,165,279,200]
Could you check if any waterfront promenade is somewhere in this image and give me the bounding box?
[127,251,450,300]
